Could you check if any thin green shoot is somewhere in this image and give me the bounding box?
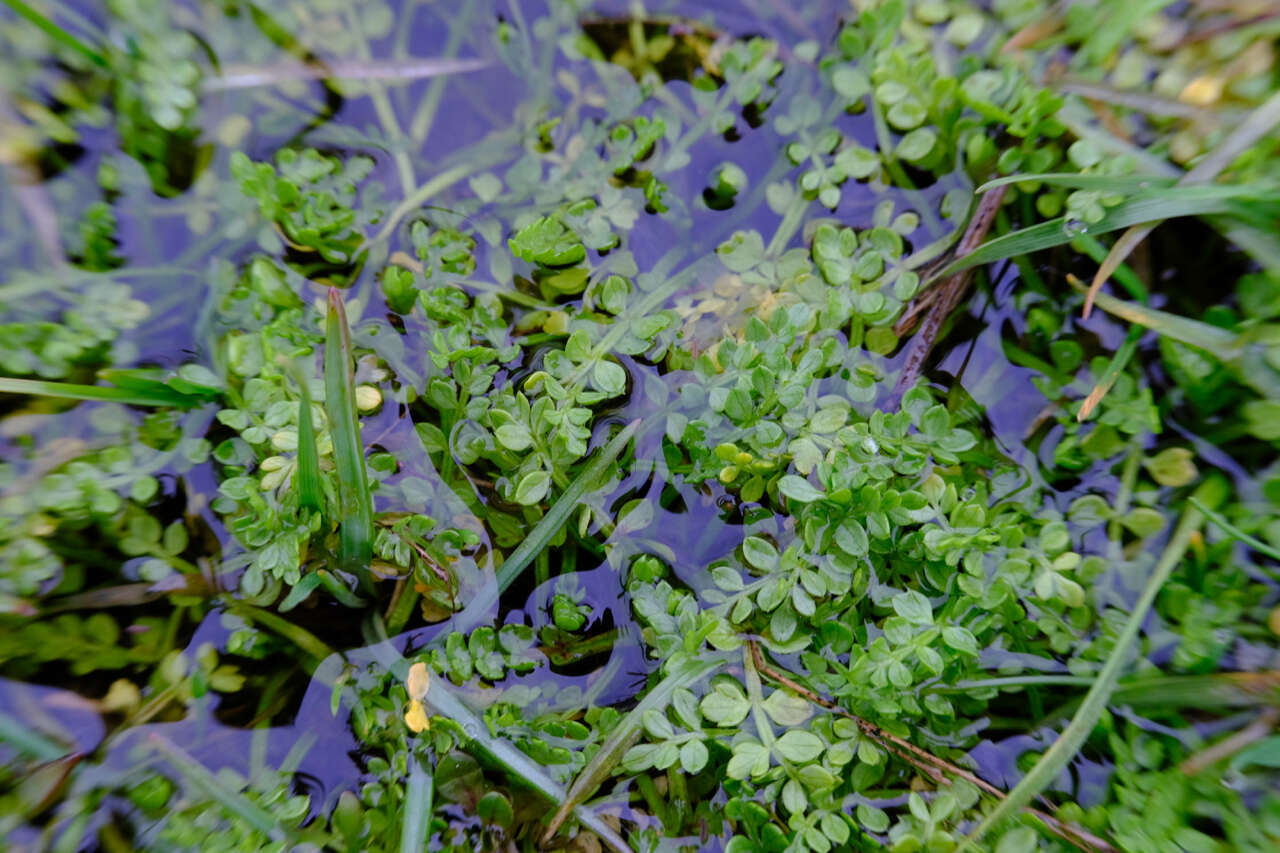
[277,570,363,610]
[0,377,210,408]
[316,570,366,607]
[146,733,288,842]
[293,373,323,514]
[445,420,639,637]
[1,0,107,67]
[960,475,1227,849]
[228,602,335,663]
[399,755,434,853]
[325,288,374,573]
[0,710,66,762]
[1191,497,1280,564]
[976,173,1176,194]
[1085,88,1280,315]
[542,651,729,843]
[934,183,1276,282]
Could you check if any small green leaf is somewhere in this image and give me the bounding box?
[592,360,627,396]
[742,536,779,570]
[897,128,937,162]
[941,626,979,656]
[774,730,824,763]
[495,423,533,451]
[508,216,585,266]
[778,475,825,503]
[679,740,709,774]
[892,590,933,625]
[700,680,751,726]
[1145,447,1198,487]
[513,470,551,505]
[726,741,770,780]
[717,230,765,273]
[762,689,813,727]
[642,709,675,740]
[476,791,513,827]
[834,519,869,556]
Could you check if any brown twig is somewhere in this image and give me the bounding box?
[747,641,1119,853]
[890,186,1008,404]
[1179,708,1280,775]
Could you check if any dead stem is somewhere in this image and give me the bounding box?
[890,185,1008,404]
[1180,708,1280,775]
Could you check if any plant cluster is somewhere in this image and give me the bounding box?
[1,1,1279,852]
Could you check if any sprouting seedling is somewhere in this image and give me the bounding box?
[325,288,374,572]
[404,661,431,734]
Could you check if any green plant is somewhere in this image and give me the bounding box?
[2,1,1280,852]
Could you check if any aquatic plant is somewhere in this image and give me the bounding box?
[1,0,1279,851]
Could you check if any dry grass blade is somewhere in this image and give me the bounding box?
[1179,709,1280,775]
[325,288,374,572]
[205,57,489,92]
[1077,325,1143,421]
[892,186,1006,401]
[1070,280,1240,360]
[1085,88,1280,316]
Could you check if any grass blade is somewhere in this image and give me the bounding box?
[1082,225,1153,318]
[206,57,489,92]
[371,650,633,853]
[228,602,335,664]
[1077,325,1143,422]
[543,652,728,843]
[495,420,638,592]
[932,184,1275,282]
[1,0,107,67]
[325,288,373,571]
[961,475,1227,849]
[1070,281,1239,361]
[444,420,639,638]
[0,377,208,408]
[146,733,288,842]
[293,375,323,514]
[977,173,1176,193]
[0,710,66,762]
[1085,88,1280,315]
[399,755,435,853]
[1191,497,1280,564]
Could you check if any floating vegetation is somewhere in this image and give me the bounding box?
[1,0,1279,851]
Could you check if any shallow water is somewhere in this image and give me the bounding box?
[3,0,1276,850]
